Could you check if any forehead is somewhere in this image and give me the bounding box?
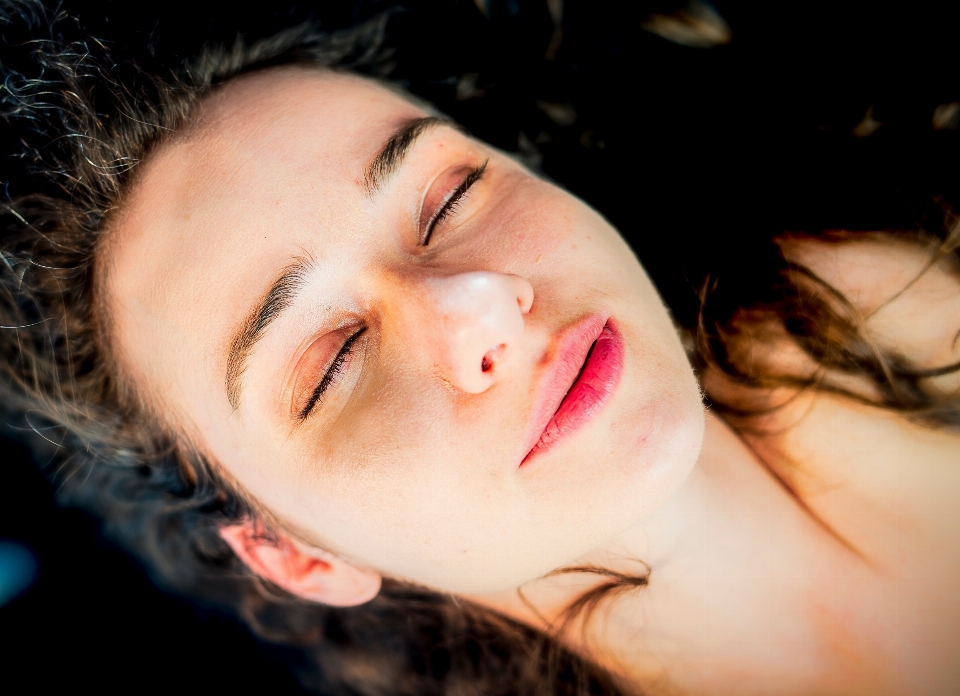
[104,66,423,420]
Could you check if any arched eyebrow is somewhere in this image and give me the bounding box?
[364,116,450,194]
[225,258,312,410]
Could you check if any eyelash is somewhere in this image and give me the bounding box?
[421,159,488,246]
[298,325,367,421]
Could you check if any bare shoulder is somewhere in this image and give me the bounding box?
[732,235,960,686]
[705,232,960,564]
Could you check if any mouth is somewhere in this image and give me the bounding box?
[520,316,624,467]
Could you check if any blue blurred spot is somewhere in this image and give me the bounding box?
[0,540,37,607]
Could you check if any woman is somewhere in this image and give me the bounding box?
[2,1,958,693]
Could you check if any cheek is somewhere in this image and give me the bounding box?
[289,380,587,593]
[497,187,639,311]
[308,453,525,592]
[477,177,581,268]
[282,384,502,583]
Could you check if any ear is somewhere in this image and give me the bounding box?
[219,520,381,607]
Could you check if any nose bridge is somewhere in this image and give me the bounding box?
[411,271,533,394]
[427,271,526,324]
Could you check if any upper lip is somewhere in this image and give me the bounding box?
[520,313,607,462]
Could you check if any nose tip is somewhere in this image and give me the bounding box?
[424,272,533,394]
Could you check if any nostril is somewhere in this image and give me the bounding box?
[515,277,535,314]
[481,344,506,373]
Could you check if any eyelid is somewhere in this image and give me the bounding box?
[419,159,489,246]
[292,324,367,421]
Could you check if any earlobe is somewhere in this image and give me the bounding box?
[219,520,381,607]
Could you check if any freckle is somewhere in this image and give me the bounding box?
[183,214,190,220]
[535,255,542,263]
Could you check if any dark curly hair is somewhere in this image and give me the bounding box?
[1,1,958,694]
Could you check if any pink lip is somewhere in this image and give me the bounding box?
[520,316,624,466]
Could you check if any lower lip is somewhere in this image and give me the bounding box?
[521,321,624,466]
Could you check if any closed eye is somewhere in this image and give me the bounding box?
[297,325,367,421]
[421,160,488,246]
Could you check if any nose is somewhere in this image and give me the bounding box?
[419,271,534,394]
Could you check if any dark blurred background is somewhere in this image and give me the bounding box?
[1,0,958,691]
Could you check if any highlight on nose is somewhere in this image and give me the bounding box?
[424,271,534,394]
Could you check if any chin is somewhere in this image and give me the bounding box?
[581,353,705,531]
[628,372,705,517]
[518,378,704,576]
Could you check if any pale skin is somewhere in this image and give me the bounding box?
[104,66,960,694]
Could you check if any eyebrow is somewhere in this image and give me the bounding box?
[225,258,312,410]
[364,115,449,193]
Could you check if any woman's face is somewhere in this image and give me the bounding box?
[105,67,704,594]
